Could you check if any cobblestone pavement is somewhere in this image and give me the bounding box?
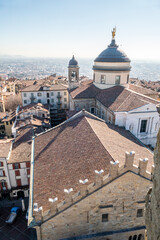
[0,207,37,240]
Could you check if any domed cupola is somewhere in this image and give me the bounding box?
[68,55,80,90]
[93,28,131,89]
[94,38,130,63]
[69,55,78,66]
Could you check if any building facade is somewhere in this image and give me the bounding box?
[0,127,33,199]
[21,84,69,110]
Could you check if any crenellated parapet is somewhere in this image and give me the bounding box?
[33,151,154,224]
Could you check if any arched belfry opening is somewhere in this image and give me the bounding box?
[68,55,80,90]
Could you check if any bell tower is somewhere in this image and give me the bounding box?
[68,55,80,90]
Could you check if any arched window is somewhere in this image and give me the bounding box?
[138,234,144,240]
[128,236,132,240]
[133,235,137,240]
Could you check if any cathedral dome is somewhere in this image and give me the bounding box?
[94,39,130,63]
[69,55,78,66]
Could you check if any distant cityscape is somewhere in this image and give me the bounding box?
[0,56,160,81]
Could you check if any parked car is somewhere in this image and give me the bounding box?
[5,207,20,224]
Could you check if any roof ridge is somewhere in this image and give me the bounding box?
[86,118,115,162]
[126,87,160,104]
[130,83,155,91]
[116,90,132,111]
[35,110,105,138]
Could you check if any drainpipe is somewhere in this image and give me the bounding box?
[28,136,35,226]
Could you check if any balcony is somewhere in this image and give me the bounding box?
[57,95,62,99]
[30,96,35,103]
[57,101,62,105]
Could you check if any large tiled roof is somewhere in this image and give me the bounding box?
[8,128,33,163]
[0,140,12,158]
[128,84,158,96]
[21,84,42,92]
[71,84,159,112]
[19,103,49,114]
[21,83,68,92]
[33,111,153,210]
[2,111,16,122]
[98,86,159,111]
[70,82,100,99]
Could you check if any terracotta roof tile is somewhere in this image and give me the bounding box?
[71,84,159,112]
[128,84,158,95]
[33,112,153,210]
[0,140,12,158]
[70,82,100,99]
[8,128,33,163]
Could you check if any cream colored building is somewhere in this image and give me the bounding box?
[21,84,69,110]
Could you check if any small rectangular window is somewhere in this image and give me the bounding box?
[17,179,22,187]
[0,169,3,177]
[64,98,67,102]
[15,170,20,176]
[38,99,41,103]
[140,120,147,133]
[115,75,121,85]
[137,209,143,217]
[91,108,95,114]
[101,75,106,84]
[0,162,3,167]
[24,100,27,104]
[23,93,27,97]
[51,92,54,96]
[14,163,19,169]
[64,92,67,95]
[47,93,50,98]
[64,104,67,109]
[101,111,105,120]
[102,213,108,222]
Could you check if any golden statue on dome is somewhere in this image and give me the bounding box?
[112,27,116,39]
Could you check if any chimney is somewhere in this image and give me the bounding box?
[79,179,88,197]
[139,158,148,176]
[110,161,119,178]
[95,170,104,187]
[125,151,135,169]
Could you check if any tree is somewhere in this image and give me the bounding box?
[5,94,22,111]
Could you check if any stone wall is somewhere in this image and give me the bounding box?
[145,129,160,240]
[33,155,153,240]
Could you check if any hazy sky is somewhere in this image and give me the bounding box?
[0,0,160,60]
